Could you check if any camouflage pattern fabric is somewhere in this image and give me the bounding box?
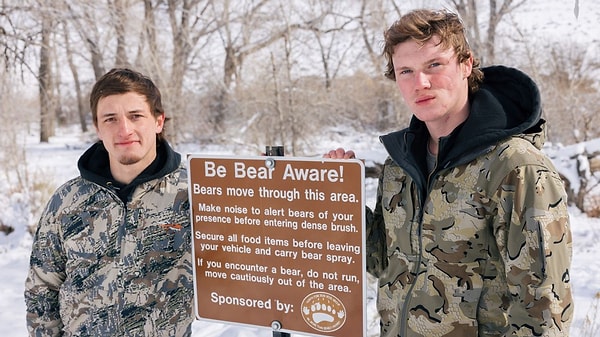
[367,134,573,337]
[24,164,193,337]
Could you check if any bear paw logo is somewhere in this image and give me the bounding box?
[301,292,346,332]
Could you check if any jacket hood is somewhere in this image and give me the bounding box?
[381,65,544,172]
[77,139,182,200]
[467,65,542,143]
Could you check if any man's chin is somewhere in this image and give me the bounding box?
[118,156,142,166]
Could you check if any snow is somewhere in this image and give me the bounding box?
[2,1,599,334]
[1,124,599,337]
[0,126,383,337]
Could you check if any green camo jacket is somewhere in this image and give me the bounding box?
[367,66,573,337]
[25,142,193,336]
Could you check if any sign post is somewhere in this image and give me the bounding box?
[264,146,291,337]
[187,154,366,336]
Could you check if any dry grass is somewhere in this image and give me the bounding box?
[578,292,600,336]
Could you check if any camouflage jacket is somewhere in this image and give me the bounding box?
[25,141,193,337]
[367,66,573,337]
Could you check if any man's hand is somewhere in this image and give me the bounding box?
[323,148,356,159]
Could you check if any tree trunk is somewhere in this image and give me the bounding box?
[39,14,54,143]
[111,0,129,67]
[62,22,87,133]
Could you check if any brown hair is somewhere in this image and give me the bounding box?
[383,9,484,93]
[90,68,167,141]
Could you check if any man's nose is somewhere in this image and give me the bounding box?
[117,117,133,134]
[415,72,431,89]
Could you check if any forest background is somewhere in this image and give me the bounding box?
[0,0,599,336]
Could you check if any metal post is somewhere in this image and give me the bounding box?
[271,320,290,337]
[265,145,284,157]
[266,147,290,337]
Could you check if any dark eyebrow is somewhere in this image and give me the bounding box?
[99,111,116,119]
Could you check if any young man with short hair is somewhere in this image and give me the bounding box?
[326,9,573,336]
[25,68,193,336]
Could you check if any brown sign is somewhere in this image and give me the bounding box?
[187,155,366,336]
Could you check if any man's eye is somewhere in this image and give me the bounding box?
[398,69,412,76]
[429,62,441,68]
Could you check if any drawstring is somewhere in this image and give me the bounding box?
[106,181,121,191]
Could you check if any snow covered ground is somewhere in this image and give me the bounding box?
[1,126,599,336]
[2,2,600,334]
[0,128,383,337]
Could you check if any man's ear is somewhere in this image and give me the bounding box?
[95,124,102,141]
[463,54,474,79]
[156,114,165,133]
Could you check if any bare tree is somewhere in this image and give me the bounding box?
[1,4,39,75]
[162,0,218,141]
[299,0,358,90]
[356,0,407,130]
[137,0,160,72]
[64,1,107,80]
[540,42,600,144]
[357,0,389,74]
[38,2,55,142]
[109,0,130,68]
[208,0,296,132]
[212,0,291,89]
[450,0,525,65]
[269,4,299,155]
[0,0,597,152]
[60,19,88,133]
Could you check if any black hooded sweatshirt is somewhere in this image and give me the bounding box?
[77,139,182,203]
[380,65,544,199]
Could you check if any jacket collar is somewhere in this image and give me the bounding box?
[381,65,544,171]
[77,139,181,201]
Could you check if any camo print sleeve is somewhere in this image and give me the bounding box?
[366,165,388,278]
[24,185,70,336]
[24,167,193,337]
[494,164,573,336]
